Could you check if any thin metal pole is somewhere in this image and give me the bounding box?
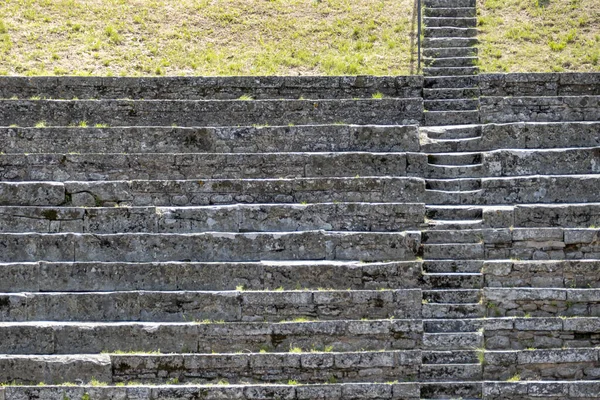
[417,0,422,72]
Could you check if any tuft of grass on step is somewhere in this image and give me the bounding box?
[478,0,600,72]
[0,0,413,76]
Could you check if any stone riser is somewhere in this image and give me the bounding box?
[0,231,421,263]
[2,147,599,182]
[484,316,600,350]
[485,288,600,318]
[0,125,421,154]
[0,177,426,207]
[0,261,422,292]
[0,203,425,234]
[0,76,423,100]
[1,383,423,399]
[0,351,421,385]
[64,177,425,207]
[480,73,600,96]
[2,122,598,156]
[0,319,423,355]
[0,289,422,322]
[4,381,600,400]
[0,99,423,127]
[480,96,600,124]
[0,152,411,181]
[484,348,600,381]
[484,260,600,288]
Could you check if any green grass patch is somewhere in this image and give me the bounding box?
[478,0,600,72]
[0,0,415,76]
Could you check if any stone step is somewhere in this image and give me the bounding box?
[0,99,423,127]
[424,189,482,205]
[424,27,478,38]
[422,229,483,244]
[423,17,478,28]
[429,152,482,165]
[426,178,482,191]
[427,219,483,230]
[426,164,484,179]
[423,46,478,58]
[0,76,423,100]
[0,319,422,354]
[423,288,482,302]
[0,383,422,399]
[59,177,424,207]
[0,152,412,181]
[424,98,479,111]
[424,318,484,333]
[0,289,421,322]
[420,136,482,153]
[420,124,481,140]
[422,243,484,260]
[422,260,484,274]
[424,110,480,126]
[424,7,477,17]
[423,303,485,319]
[0,231,421,263]
[424,76,479,90]
[0,125,422,154]
[0,351,422,385]
[424,0,476,8]
[0,260,422,292]
[426,206,483,220]
[423,37,478,49]
[420,381,482,399]
[423,350,479,365]
[423,332,483,350]
[423,87,480,99]
[0,203,426,234]
[419,363,482,381]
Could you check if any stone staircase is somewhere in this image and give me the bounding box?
[0,72,599,400]
[423,0,480,126]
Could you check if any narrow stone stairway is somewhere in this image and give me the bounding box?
[419,123,485,398]
[423,0,480,126]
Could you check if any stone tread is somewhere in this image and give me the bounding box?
[426,178,482,191]
[424,111,480,126]
[423,17,478,28]
[424,7,477,17]
[424,98,479,110]
[420,124,482,140]
[423,332,483,350]
[423,288,482,303]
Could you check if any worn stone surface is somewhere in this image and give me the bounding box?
[479,73,600,96]
[0,125,421,154]
[0,231,421,263]
[0,319,422,355]
[0,203,425,233]
[0,289,421,322]
[63,177,426,207]
[0,76,424,100]
[0,152,411,181]
[0,99,424,127]
[480,96,600,123]
[110,351,421,384]
[0,261,422,292]
[485,317,600,350]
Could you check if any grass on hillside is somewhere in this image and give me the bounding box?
[478,0,600,72]
[0,0,417,76]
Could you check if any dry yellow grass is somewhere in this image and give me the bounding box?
[478,0,600,72]
[0,0,417,76]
